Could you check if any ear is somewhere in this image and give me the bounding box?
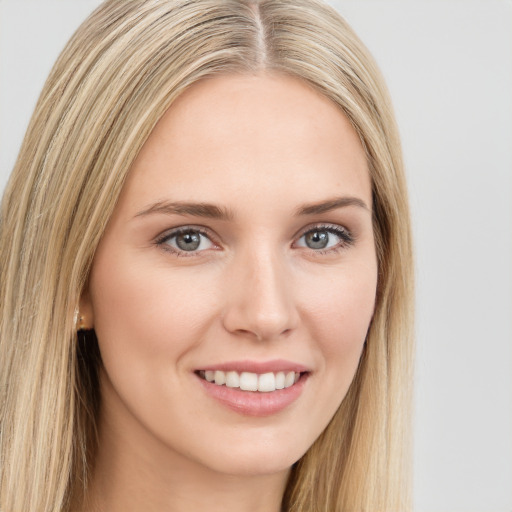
[78,286,95,331]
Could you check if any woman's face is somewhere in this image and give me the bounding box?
[83,73,377,477]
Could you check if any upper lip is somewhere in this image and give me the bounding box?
[197,359,311,374]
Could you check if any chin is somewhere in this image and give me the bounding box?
[184,428,311,478]
[202,449,299,478]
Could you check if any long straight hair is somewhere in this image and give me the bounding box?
[0,1,414,510]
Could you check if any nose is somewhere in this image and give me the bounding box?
[221,248,299,341]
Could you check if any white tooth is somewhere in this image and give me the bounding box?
[294,372,300,383]
[284,371,295,388]
[258,372,276,392]
[205,370,215,382]
[225,371,240,388]
[275,372,285,389]
[239,372,258,391]
[214,370,226,385]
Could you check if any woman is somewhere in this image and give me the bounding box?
[0,0,414,511]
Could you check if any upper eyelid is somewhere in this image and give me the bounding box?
[156,221,350,236]
[293,222,352,239]
[155,225,216,242]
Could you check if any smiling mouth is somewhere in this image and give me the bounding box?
[196,370,304,393]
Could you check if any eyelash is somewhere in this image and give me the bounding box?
[295,224,355,255]
[155,226,216,257]
[155,223,355,257]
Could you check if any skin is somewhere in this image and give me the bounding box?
[81,73,378,512]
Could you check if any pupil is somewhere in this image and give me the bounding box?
[176,231,201,251]
[306,230,328,249]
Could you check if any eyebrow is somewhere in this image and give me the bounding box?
[135,196,369,221]
[295,196,370,216]
[135,201,234,221]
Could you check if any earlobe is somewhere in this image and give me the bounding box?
[77,289,94,331]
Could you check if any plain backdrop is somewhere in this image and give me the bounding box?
[1,1,511,511]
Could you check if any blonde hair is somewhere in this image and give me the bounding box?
[0,1,414,510]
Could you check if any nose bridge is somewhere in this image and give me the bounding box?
[222,242,298,340]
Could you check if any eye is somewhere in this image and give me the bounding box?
[156,227,216,255]
[295,225,354,252]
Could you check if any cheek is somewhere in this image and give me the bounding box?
[304,259,377,354]
[88,247,221,374]
[300,258,377,414]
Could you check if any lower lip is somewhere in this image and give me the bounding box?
[196,373,308,417]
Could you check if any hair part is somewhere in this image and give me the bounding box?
[0,1,414,510]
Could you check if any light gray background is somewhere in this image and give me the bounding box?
[1,1,511,511]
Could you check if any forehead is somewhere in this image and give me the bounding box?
[121,73,371,214]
